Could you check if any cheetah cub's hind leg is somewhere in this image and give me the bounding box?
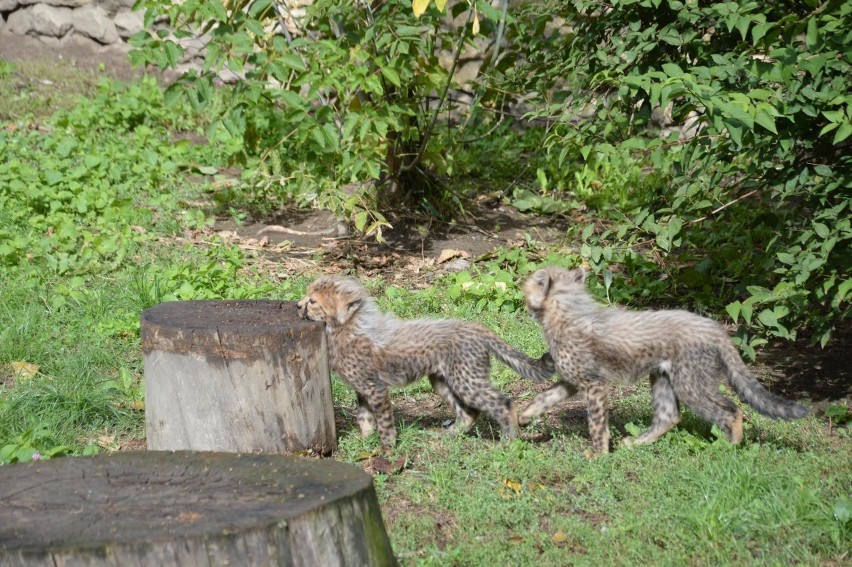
[519,381,580,426]
[622,372,681,448]
[355,393,377,438]
[453,375,520,441]
[429,374,481,436]
[669,356,744,445]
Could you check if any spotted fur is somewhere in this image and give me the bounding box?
[520,266,808,454]
[297,275,554,449]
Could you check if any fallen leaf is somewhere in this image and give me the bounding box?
[435,248,469,264]
[502,478,522,494]
[97,434,116,448]
[363,456,408,475]
[10,361,40,380]
[355,450,374,462]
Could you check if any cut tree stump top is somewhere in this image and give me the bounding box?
[141,300,321,362]
[0,452,396,566]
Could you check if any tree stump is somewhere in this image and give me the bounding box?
[141,300,336,454]
[0,451,397,566]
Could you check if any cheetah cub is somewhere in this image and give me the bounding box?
[520,266,808,454]
[298,275,554,449]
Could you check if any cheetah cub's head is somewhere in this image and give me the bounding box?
[523,266,587,320]
[297,275,368,327]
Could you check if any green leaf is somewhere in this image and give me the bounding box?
[662,63,684,78]
[248,0,272,17]
[536,168,548,192]
[735,15,751,41]
[751,22,772,45]
[353,210,368,232]
[310,127,326,149]
[163,42,183,69]
[754,105,777,134]
[719,100,754,129]
[726,122,743,146]
[834,494,852,523]
[245,19,265,37]
[380,66,401,88]
[825,404,847,420]
[776,252,796,265]
[625,422,643,436]
[741,301,754,325]
[757,309,777,327]
[280,53,307,72]
[726,301,742,323]
[805,16,819,50]
[834,123,852,144]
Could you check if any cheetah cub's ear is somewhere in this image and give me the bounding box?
[329,277,367,326]
[566,267,587,284]
[524,269,553,310]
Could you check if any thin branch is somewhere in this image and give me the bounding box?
[490,0,510,70]
[687,189,759,225]
[401,6,474,173]
[459,0,510,134]
[272,1,294,43]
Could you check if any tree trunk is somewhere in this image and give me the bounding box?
[141,300,336,454]
[0,451,397,566]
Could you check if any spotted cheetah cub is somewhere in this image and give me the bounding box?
[298,275,554,449]
[520,266,808,454]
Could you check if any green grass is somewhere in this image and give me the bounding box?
[337,399,850,566]
[0,63,849,565]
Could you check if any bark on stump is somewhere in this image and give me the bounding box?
[142,300,335,454]
[0,451,397,567]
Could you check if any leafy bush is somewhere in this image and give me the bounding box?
[507,0,851,350]
[129,0,496,231]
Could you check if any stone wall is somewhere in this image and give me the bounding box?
[0,0,143,50]
[0,1,510,94]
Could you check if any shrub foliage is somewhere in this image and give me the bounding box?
[130,0,849,348]
[507,0,850,351]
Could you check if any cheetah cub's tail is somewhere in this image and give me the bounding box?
[719,343,808,420]
[485,336,555,382]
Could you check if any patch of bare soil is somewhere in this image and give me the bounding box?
[213,199,570,282]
